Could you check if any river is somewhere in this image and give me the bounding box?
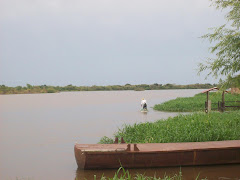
[0,89,239,180]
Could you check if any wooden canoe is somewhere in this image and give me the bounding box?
[74,140,240,169]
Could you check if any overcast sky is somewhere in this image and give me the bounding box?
[0,0,226,86]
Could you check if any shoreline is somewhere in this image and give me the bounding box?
[0,88,205,95]
[0,83,215,95]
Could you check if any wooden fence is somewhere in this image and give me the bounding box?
[205,101,240,112]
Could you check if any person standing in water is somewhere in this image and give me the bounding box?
[141,98,147,110]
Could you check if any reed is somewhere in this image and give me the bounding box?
[92,167,205,180]
[100,111,240,144]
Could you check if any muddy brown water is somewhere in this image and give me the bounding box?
[0,90,239,180]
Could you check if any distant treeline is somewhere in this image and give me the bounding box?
[0,83,216,94]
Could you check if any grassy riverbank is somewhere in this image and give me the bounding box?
[153,92,240,112]
[99,111,240,144]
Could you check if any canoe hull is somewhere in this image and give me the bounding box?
[74,141,240,169]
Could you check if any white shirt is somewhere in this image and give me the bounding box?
[141,99,147,106]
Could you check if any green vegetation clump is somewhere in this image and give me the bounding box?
[154,92,240,112]
[99,111,240,144]
[98,136,114,144]
[46,88,57,93]
[0,83,215,95]
[0,84,58,94]
[86,167,206,180]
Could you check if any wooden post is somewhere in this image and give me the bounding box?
[207,91,209,103]
[207,100,211,113]
[205,91,211,113]
[222,91,225,112]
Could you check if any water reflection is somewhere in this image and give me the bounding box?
[75,164,240,180]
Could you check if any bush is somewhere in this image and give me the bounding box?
[98,136,114,144]
[47,88,56,93]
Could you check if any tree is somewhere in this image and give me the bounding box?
[26,84,33,89]
[199,0,240,88]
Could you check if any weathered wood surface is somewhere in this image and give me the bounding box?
[74,140,240,169]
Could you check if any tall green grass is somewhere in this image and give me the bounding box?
[100,111,240,144]
[153,92,240,112]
